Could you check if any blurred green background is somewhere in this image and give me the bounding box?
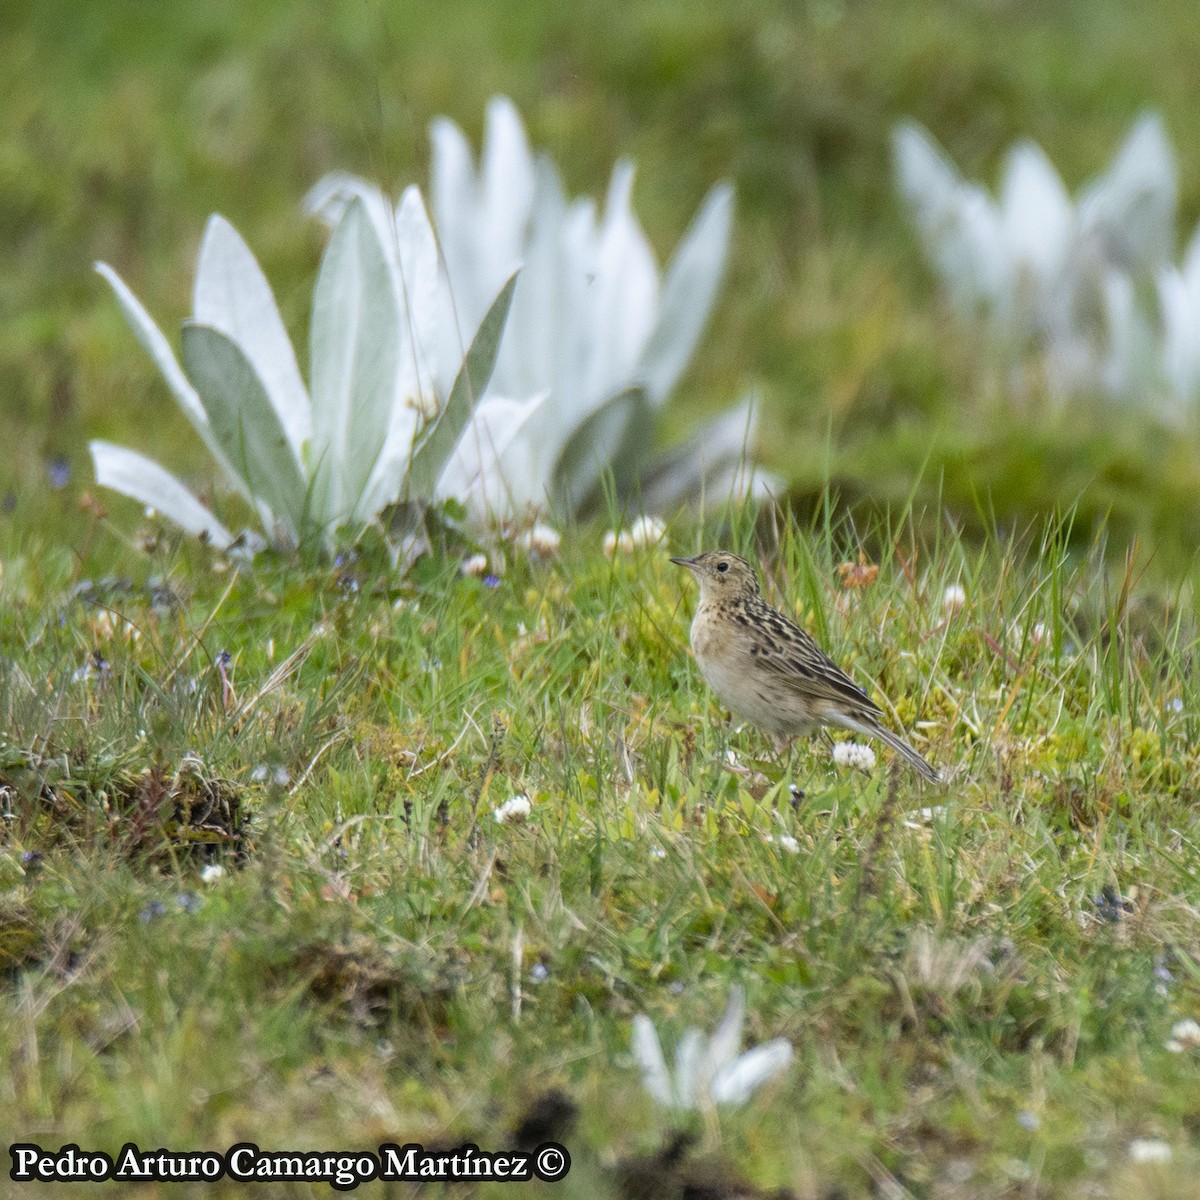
[6,0,1200,558]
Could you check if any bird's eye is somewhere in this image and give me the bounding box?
[717,561,729,574]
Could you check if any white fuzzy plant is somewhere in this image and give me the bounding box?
[631,985,793,1111]
[893,112,1176,409]
[309,96,768,524]
[1157,223,1200,415]
[91,192,518,553]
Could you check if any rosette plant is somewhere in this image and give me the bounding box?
[91,192,517,553]
[893,112,1174,405]
[309,95,766,524]
[631,985,793,1111]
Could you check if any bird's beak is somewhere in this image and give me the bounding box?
[670,555,697,571]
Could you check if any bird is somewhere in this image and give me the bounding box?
[671,550,941,783]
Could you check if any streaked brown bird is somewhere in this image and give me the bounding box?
[672,550,941,783]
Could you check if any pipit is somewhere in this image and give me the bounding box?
[672,550,940,783]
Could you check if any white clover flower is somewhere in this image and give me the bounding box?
[628,515,667,548]
[631,985,792,1110]
[1165,1017,1200,1053]
[200,864,225,884]
[941,583,967,614]
[904,805,948,830]
[832,741,877,773]
[493,795,532,824]
[763,835,801,854]
[514,523,561,557]
[462,553,490,577]
[604,515,665,557]
[603,529,635,557]
[1128,1138,1172,1164]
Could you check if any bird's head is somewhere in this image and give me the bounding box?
[670,550,761,601]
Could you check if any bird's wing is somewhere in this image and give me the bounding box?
[748,607,884,716]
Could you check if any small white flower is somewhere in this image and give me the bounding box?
[514,523,561,557]
[1165,1017,1200,1052]
[832,741,877,772]
[604,517,665,556]
[764,835,800,854]
[1029,622,1049,645]
[628,515,666,548]
[603,529,635,557]
[462,553,490,577]
[649,846,668,860]
[493,795,532,824]
[1128,1138,1172,1164]
[631,985,792,1110]
[941,583,967,614]
[200,864,225,884]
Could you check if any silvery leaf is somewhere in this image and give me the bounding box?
[892,122,962,230]
[181,323,308,541]
[635,397,765,514]
[706,984,746,1075]
[638,181,734,405]
[407,273,518,498]
[631,1015,674,1108]
[999,142,1073,289]
[480,96,536,285]
[309,196,401,524]
[393,185,441,397]
[89,441,235,549]
[709,1040,793,1107]
[94,262,249,501]
[587,161,659,405]
[193,215,311,466]
[1079,111,1176,275]
[430,113,488,328]
[550,385,652,516]
[438,392,546,516]
[673,1027,707,1110]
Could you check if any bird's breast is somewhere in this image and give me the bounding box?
[688,602,815,736]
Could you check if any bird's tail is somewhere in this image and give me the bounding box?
[845,715,942,784]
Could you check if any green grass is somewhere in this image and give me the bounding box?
[3,505,1200,1196]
